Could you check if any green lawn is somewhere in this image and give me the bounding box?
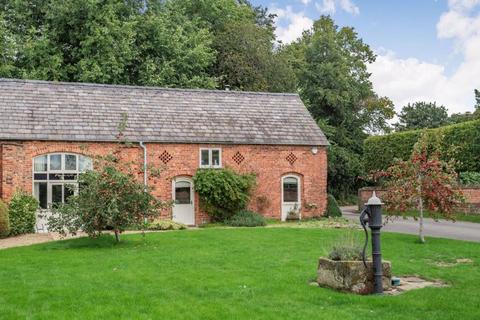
[0,228,479,319]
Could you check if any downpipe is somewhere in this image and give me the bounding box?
[139,142,148,224]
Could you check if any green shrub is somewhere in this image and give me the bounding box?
[147,219,187,231]
[193,168,256,221]
[325,194,342,217]
[8,191,38,236]
[0,199,10,238]
[460,172,480,186]
[226,210,266,227]
[364,119,480,173]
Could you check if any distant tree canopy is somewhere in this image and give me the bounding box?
[450,89,480,124]
[395,102,449,131]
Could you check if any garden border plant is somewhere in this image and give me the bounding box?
[8,190,38,236]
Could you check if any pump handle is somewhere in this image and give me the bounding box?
[359,208,369,269]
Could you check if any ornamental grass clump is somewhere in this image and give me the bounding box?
[327,232,363,261]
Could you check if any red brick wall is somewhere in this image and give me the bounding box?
[358,187,480,214]
[0,141,327,224]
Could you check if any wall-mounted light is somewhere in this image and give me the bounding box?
[311,147,318,155]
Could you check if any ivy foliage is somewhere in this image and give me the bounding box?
[364,119,480,174]
[0,199,10,238]
[193,168,256,221]
[8,191,38,236]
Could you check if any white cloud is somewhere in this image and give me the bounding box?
[300,0,312,5]
[271,6,313,43]
[315,0,359,15]
[316,0,336,14]
[369,2,480,114]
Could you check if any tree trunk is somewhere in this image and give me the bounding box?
[418,178,425,243]
[419,196,425,243]
[114,229,120,242]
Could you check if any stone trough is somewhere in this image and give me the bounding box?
[316,257,392,295]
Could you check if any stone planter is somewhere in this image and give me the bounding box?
[317,257,392,294]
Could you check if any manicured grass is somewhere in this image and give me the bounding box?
[386,210,480,223]
[0,228,479,319]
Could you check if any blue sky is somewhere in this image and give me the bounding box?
[251,0,480,114]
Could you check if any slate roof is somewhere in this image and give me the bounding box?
[0,79,328,146]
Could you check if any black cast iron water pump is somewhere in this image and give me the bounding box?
[359,191,384,294]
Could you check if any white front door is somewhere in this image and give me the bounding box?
[281,175,301,221]
[172,178,195,225]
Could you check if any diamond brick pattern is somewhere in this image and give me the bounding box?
[159,150,173,164]
[232,151,245,164]
[286,153,297,165]
[0,79,328,146]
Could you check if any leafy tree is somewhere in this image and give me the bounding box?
[475,89,480,110]
[48,156,168,242]
[382,131,464,243]
[395,102,449,131]
[286,16,394,198]
[0,0,217,87]
[132,2,216,88]
[448,90,480,124]
[214,21,272,91]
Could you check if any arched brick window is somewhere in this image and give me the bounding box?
[33,153,92,209]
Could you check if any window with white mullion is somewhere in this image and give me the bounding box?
[33,153,92,209]
[199,148,222,168]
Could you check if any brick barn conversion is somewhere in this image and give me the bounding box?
[0,79,328,230]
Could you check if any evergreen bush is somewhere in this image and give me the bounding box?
[8,191,38,236]
[325,194,342,217]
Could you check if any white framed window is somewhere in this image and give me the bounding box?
[199,148,222,168]
[33,153,93,209]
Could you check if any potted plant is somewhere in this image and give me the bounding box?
[286,204,300,221]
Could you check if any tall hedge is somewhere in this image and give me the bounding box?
[364,119,480,173]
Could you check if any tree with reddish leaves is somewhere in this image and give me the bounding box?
[381,131,465,243]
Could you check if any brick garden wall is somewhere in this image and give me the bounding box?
[358,187,480,214]
[0,141,327,224]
